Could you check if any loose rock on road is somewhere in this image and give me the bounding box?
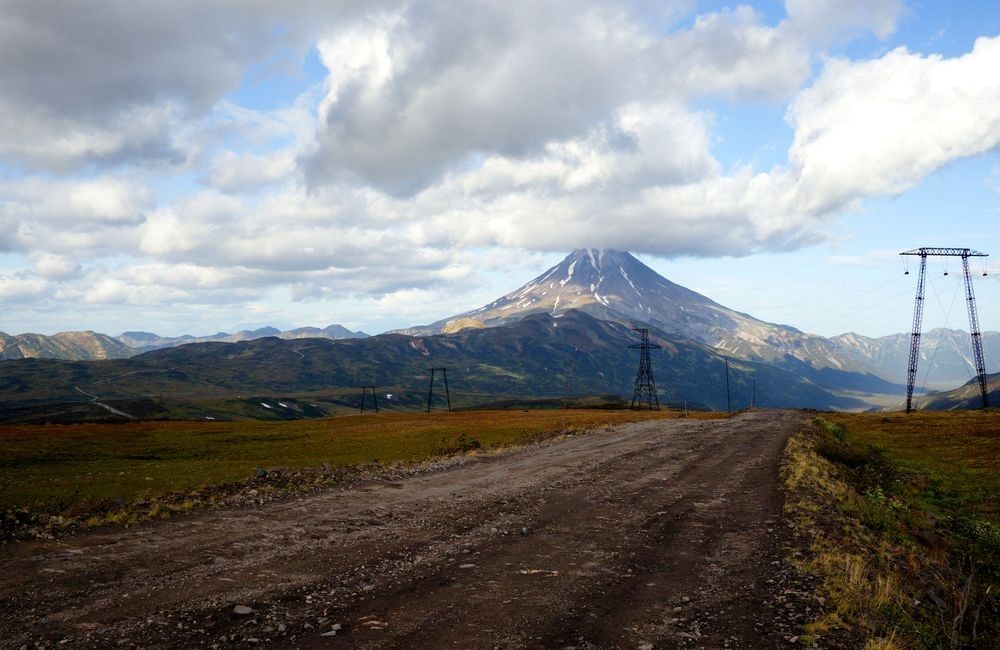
[0,410,816,648]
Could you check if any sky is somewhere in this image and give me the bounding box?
[0,0,998,339]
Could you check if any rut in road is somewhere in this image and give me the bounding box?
[0,410,812,649]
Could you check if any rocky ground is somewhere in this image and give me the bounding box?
[0,410,825,648]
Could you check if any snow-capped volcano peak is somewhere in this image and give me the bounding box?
[421,248,723,335]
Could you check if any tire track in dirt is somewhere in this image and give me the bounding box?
[0,410,812,649]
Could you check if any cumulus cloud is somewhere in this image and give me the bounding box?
[301,0,904,197]
[784,0,902,42]
[653,5,811,102]
[0,0,381,171]
[32,255,82,281]
[786,36,1000,215]
[0,273,50,302]
[0,176,150,255]
[304,1,643,195]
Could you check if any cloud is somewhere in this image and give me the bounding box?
[302,0,837,196]
[653,5,811,102]
[304,1,642,195]
[0,176,150,255]
[784,0,902,42]
[787,36,1000,215]
[0,1,383,171]
[32,255,82,281]
[0,273,49,302]
[989,163,1000,194]
[301,0,908,198]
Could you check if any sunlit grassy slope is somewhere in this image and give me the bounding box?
[828,410,1000,520]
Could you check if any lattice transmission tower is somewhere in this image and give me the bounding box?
[900,247,990,413]
[359,385,378,414]
[629,328,660,410]
[426,367,451,412]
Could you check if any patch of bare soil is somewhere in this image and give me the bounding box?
[0,410,820,648]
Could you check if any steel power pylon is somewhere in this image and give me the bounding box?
[900,247,990,413]
[629,328,660,410]
[426,367,451,412]
[359,385,378,414]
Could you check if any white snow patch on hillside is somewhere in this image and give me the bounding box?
[560,260,577,286]
[620,266,641,296]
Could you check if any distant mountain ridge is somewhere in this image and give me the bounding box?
[0,309,863,423]
[1,324,369,360]
[831,328,1000,389]
[117,324,369,353]
[0,331,132,361]
[4,249,997,399]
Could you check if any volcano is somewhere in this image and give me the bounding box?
[407,249,899,393]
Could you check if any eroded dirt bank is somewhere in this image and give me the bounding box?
[0,410,816,649]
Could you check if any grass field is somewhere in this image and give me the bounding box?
[787,410,1000,648]
[827,410,1000,522]
[0,408,692,521]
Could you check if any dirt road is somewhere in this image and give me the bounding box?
[0,410,815,649]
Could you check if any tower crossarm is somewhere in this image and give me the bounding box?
[900,247,987,257]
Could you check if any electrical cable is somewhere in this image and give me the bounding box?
[819,274,906,316]
[805,285,915,333]
[919,276,963,394]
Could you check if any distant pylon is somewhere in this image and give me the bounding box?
[426,368,451,412]
[629,328,660,410]
[359,385,378,414]
[900,247,990,412]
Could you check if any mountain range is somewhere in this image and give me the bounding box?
[0,309,864,424]
[0,324,369,360]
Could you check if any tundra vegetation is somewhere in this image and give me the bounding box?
[783,411,999,648]
[0,408,699,539]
